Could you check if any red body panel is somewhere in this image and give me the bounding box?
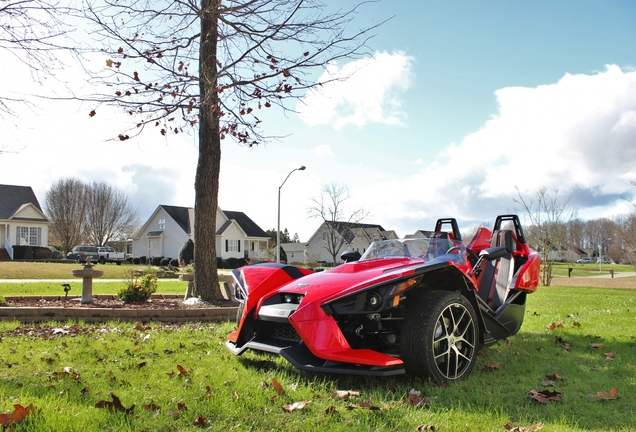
[513,252,540,292]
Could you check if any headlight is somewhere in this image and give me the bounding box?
[368,292,382,309]
[283,294,294,303]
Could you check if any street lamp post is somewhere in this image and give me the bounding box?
[599,237,611,272]
[277,165,306,263]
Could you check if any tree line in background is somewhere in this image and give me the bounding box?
[44,178,139,254]
[511,186,636,286]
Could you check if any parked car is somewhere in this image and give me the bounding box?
[67,245,99,263]
[97,247,126,265]
[226,214,540,384]
[598,257,612,264]
[576,257,593,263]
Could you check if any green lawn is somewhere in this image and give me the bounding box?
[0,280,186,297]
[1,286,634,431]
[0,261,151,279]
[550,262,635,278]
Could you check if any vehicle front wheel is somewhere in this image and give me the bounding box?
[401,290,479,385]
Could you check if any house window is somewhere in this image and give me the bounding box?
[226,239,240,252]
[158,219,166,230]
[251,241,255,251]
[16,226,41,246]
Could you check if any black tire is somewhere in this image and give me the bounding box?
[77,257,82,264]
[99,257,106,265]
[116,261,121,265]
[401,290,479,384]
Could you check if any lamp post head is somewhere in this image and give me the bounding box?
[299,165,306,171]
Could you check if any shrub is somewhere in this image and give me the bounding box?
[33,247,52,259]
[178,239,194,266]
[140,256,147,265]
[126,257,133,264]
[151,256,163,266]
[160,258,170,266]
[133,257,140,265]
[0,295,6,306]
[118,271,158,304]
[169,258,179,267]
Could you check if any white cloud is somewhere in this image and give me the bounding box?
[354,65,636,236]
[297,51,414,129]
[314,144,333,157]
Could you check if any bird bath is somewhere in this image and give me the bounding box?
[71,259,104,304]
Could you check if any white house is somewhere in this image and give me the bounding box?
[130,205,270,261]
[0,184,50,260]
[295,221,399,266]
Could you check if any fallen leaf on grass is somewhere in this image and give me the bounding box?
[358,401,381,410]
[331,390,360,400]
[482,363,502,371]
[504,422,545,431]
[142,403,161,412]
[272,378,284,396]
[627,363,636,369]
[416,425,436,431]
[591,343,604,349]
[0,403,35,427]
[546,373,563,381]
[193,416,207,428]
[529,390,562,403]
[95,394,135,414]
[325,406,338,415]
[408,389,430,408]
[604,352,616,361]
[176,364,189,376]
[541,380,556,387]
[282,401,308,412]
[589,387,619,401]
[548,322,564,330]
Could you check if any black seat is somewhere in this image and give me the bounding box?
[478,230,516,310]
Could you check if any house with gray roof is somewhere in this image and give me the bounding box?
[130,205,270,262]
[0,184,50,260]
[299,221,398,266]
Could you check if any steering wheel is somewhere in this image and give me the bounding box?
[446,245,479,266]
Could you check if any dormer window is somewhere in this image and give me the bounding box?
[158,218,166,230]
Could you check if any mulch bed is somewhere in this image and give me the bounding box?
[2,297,235,309]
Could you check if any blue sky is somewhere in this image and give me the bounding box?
[2,0,636,242]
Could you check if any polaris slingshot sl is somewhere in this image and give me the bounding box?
[226,215,540,384]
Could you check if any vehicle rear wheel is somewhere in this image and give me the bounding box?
[401,290,479,384]
[99,257,106,265]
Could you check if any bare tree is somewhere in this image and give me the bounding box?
[615,181,636,268]
[85,181,139,246]
[615,214,636,267]
[514,186,577,286]
[0,0,76,117]
[44,178,87,254]
[80,0,382,300]
[307,182,370,265]
[45,178,139,252]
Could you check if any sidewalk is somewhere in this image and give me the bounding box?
[587,271,635,278]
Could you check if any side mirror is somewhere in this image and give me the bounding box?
[341,250,361,263]
[479,246,508,261]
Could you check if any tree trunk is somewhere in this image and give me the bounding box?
[193,0,222,301]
